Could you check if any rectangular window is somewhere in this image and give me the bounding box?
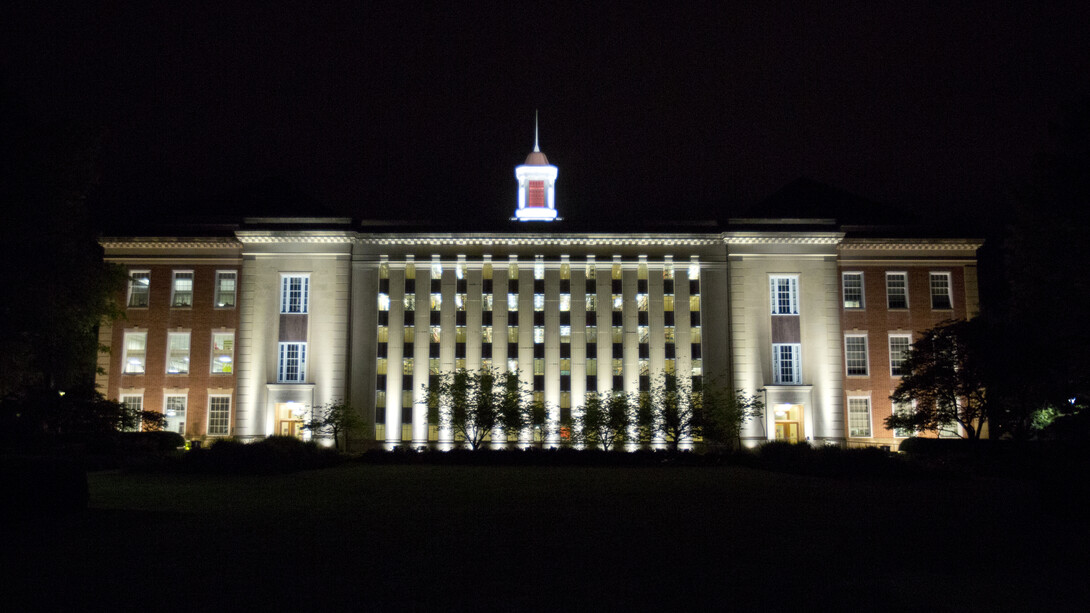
[280,275,310,314]
[214,271,237,308]
[120,394,143,431]
[559,294,570,311]
[842,272,863,309]
[930,272,952,309]
[122,331,147,374]
[211,332,234,374]
[892,400,915,438]
[847,397,872,437]
[166,332,190,374]
[164,395,187,435]
[889,335,912,377]
[208,396,231,436]
[277,342,307,382]
[527,180,545,207]
[127,271,150,307]
[171,271,194,307]
[886,272,908,309]
[772,343,801,384]
[844,334,869,376]
[770,275,799,315]
[508,293,519,311]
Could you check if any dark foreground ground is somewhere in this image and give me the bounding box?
[4,463,1086,611]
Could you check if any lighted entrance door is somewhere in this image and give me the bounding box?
[276,402,306,439]
[773,404,803,443]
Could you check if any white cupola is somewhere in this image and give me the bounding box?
[514,112,558,221]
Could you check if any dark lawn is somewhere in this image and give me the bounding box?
[4,464,1086,611]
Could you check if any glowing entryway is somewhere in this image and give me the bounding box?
[276,402,306,438]
[773,403,803,443]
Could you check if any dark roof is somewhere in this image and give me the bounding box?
[742,177,913,226]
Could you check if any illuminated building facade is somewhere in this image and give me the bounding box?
[98,142,981,450]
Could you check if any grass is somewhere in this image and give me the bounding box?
[4,463,1086,611]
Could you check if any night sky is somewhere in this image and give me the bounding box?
[3,3,1088,227]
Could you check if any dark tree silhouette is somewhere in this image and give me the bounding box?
[886,319,988,439]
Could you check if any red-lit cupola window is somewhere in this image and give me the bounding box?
[527,180,545,207]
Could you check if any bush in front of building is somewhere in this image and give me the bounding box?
[754,441,921,479]
[181,436,341,474]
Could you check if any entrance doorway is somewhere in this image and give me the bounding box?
[276,402,306,439]
[773,403,803,443]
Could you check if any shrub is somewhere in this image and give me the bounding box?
[181,436,341,474]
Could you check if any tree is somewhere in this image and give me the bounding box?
[573,391,630,451]
[0,88,128,425]
[885,319,988,439]
[426,368,528,450]
[300,400,362,452]
[993,97,1090,436]
[644,374,764,451]
[698,385,765,451]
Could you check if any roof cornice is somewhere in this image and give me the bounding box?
[722,232,844,245]
[838,238,983,251]
[234,231,357,244]
[99,237,242,249]
[358,233,722,246]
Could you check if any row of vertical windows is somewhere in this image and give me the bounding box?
[841,271,953,311]
[375,257,702,425]
[126,270,237,309]
[847,396,917,439]
[118,393,231,436]
[842,333,914,378]
[121,331,234,375]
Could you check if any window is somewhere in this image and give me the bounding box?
[171,271,194,307]
[215,271,237,308]
[208,396,231,436]
[127,271,150,307]
[847,397,872,437]
[280,275,309,314]
[166,332,190,374]
[164,395,187,435]
[844,334,869,376]
[770,275,799,315]
[930,272,952,309]
[842,272,863,309]
[277,342,307,382]
[120,394,142,430]
[772,343,801,384]
[508,293,518,311]
[886,272,908,309]
[122,331,147,374]
[892,400,915,438]
[211,332,234,373]
[889,335,911,377]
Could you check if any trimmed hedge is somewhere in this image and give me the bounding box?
[180,436,341,474]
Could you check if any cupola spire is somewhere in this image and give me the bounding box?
[514,112,559,221]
